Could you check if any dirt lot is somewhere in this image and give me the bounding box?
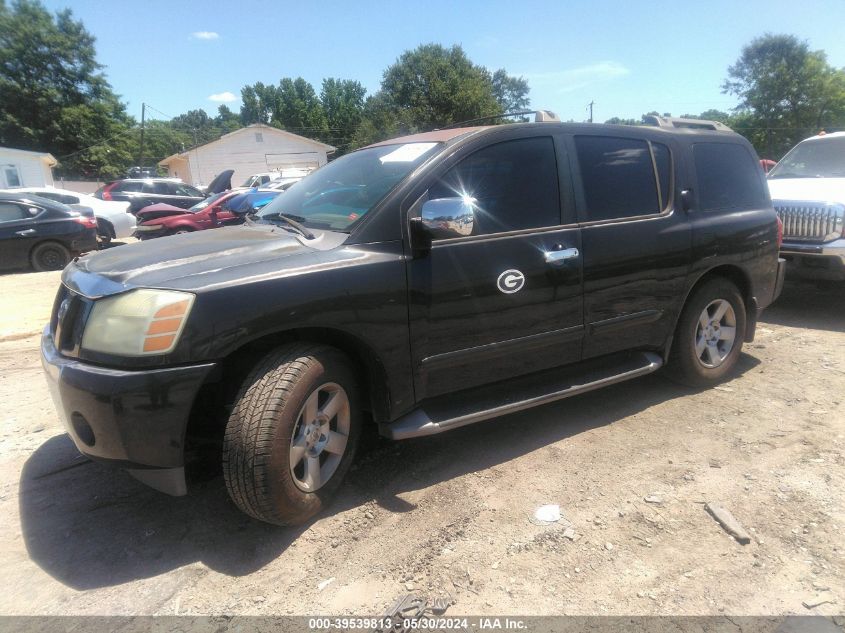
[0,270,842,617]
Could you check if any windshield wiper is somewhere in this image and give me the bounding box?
[260,213,315,239]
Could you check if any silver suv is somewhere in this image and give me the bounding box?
[767,132,845,281]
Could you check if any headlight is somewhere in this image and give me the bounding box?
[81,289,195,356]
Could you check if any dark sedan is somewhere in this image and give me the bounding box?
[0,193,98,271]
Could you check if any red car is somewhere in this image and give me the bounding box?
[133,189,282,239]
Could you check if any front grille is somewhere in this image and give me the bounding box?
[773,200,845,242]
[50,286,92,356]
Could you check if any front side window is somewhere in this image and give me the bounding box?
[428,137,561,236]
[257,141,441,231]
[693,143,767,212]
[768,137,845,179]
[575,136,665,221]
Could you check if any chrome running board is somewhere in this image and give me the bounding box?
[381,351,663,440]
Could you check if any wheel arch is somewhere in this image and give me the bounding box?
[95,217,115,239]
[664,264,757,361]
[186,326,391,448]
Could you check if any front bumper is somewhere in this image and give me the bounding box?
[40,327,216,495]
[132,224,167,240]
[780,238,845,280]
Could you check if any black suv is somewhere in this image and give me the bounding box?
[42,116,785,525]
[94,178,206,214]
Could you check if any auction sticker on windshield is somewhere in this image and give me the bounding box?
[379,143,438,163]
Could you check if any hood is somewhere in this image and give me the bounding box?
[206,169,233,194]
[64,223,347,297]
[136,203,190,221]
[767,177,845,204]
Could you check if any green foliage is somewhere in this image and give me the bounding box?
[723,34,845,158]
[321,78,366,154]
[274,77,327,134]
[0,0,135,178]
[377,44,504,133]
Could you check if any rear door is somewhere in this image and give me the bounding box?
[569,132,692,358]
[407,132,584,401]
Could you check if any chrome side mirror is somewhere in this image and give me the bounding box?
[420,197,475,239]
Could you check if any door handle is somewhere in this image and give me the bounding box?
[15,229,36,237]
[544,247,579,263]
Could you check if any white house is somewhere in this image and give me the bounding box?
[158,124,336,188]
[0,147,57,188]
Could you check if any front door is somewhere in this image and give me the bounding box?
[407,135,584,401]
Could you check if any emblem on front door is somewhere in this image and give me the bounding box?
[497,269,525,294]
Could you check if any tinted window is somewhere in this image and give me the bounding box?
[694,143,766,212]
[34,191,79,205]
[428,137,560,236]
[0,202,28,222]
[575,136,659,221]
[115,181,143,193]
[175,184,203,197]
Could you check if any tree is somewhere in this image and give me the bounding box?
[272,77,327,137]
[378,44,504,132]
[239,82,276,125]
[0,0,135,177]
[215,105,241,133]
[320,78,365,154]
[491,69,530,113]
[723,34,845,158]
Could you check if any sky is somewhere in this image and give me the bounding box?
[42,0,845,125]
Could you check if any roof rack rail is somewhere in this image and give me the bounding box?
[643,115,732,132]
[439,109,560,130]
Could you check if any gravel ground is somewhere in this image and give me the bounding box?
[0,269,842,617]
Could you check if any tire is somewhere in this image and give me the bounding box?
[96,218,114,244]
[30,241,71,272]
[669,278,746,387]
[222,344,361,525]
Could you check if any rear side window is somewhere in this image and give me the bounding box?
[693,143,766,212]
[35,192,79,205]
[174,184,202,197]
[429,136,560,235]
[575,136,667,221]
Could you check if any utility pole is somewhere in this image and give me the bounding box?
[138,102,146,168]
[587,100,595,123]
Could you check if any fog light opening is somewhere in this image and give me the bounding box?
[70,412,95,447]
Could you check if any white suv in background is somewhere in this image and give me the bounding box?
[767,132,845,281]
[0,185,136,243]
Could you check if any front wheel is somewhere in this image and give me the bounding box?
[222,344,361,525]
[669,278,746,387]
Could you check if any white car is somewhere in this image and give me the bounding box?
[0,185,136,242]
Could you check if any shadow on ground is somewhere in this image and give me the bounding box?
[19,355,760,591]
[761,279,844,333]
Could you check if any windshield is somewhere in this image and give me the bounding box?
[189,191,227,212]
[768,137,845,179]
[256,142,441,231]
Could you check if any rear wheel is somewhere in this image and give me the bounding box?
[222,344,361,525]
[30,241,71,271]
[669,278,746,387]
[96,218,114,245]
